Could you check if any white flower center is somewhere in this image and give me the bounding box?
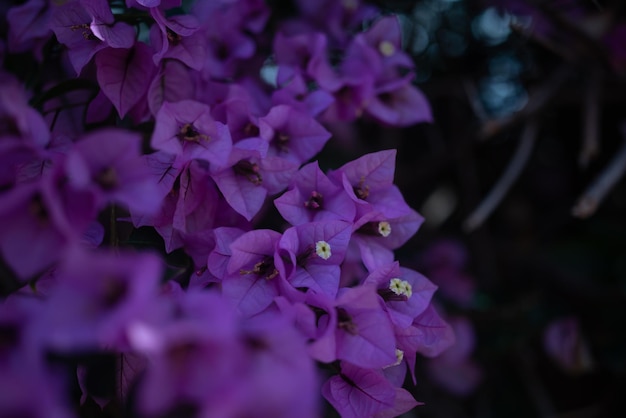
[378,221,391,237]
[315,240,332,260]
[378,41,396,57]
[394,348,404,365]
[384,348,405,368]
[388,278,412,298]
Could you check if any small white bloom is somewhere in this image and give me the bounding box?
[315,240,332,260]
[402,281,413,298]
[378,221,391,237]
[384,348,405,368]
[378,41,396,57]
[389,278,412,299]
[389,278,404,295]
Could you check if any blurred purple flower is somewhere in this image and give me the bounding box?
[427,316,483,396]
[543,316,594,375]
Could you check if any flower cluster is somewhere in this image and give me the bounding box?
[0,0,449,417]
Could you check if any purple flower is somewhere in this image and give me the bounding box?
[35,249,162,351]
[151,99,232,167]
[212,141,297,221]
[395,303,456,382]
[194,5,257,80]
[64,128,161,215]
[294,0,379,47]
[322,362,413,418]
[274,160,356,226]
[273,31,339,90]
[0,71,50,148]
[149,7,206,70]
[206,226,246,280]
[351,209,424,271]
[332,149,412,221]
[543,316,593,374]
[321,75,375,122]
[258,104,331,164]
[277,220,352,298]
[7,0,52,58]
[271,76,335,117]
[50,0,136,74]
[95,42,156,118]
[147,59,195,116]
[0,167,96,279]
[129,289,244,417]
[362,16,415,70]
[222,229,288,316]
[427,317,483,396]
[151,160,223,256]
[235,313,321,418]
[308,286,397,369]
[365,81,433,127]
[364,262,438,329]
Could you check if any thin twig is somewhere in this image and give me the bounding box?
[516,347,556,418]
[463,78,489,122]
[509,21,576,62]
[579,68,602,168]
[572,128,626,218]
[464,120,539,232]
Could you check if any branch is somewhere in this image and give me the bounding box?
[572,127,626,218]
[579,68,602,168]
[464,120,539,232]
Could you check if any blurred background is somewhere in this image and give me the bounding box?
[319,0,626,416]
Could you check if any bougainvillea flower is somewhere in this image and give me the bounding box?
[198,16,256,80]
[321,75,375,122]
[65,128,161,215]
[427,316,483,396]
[95,42,156,118]
[258,104,331,164]
[206,226,246,280]
[276,220,352,298]
[234,313,320,418]
[365,81,433,127]
[0,72,50,148]
[50,0,136,74]
[274,160,356,226]
[395,303,456,383]
[212,139,297,221]
[130,289,245,417]
[307,285,397,369]
[35,249,162,351]
[294,0,379,47]
[362,16,415,70]
[151,99,232,167]
[0,168,96,279]
[211,95,261,143]
[147,59,195,116]
[7,0,52,58]
[331,149,413,221]
[364,262,438,329]
[222,229,287,316]
[543,316,593,374]
[322,362,398,418]
[149,7,205,71]
[154,161,221,255]
[0,362,73,418]
[271,75,335,117]
[351,209,424,271]
[273,31,340,90]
